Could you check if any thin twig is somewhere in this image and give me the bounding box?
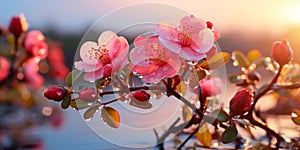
[99,85,166,96]
[177,123,200,149]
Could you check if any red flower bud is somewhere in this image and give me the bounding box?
[229,89,253,116]
[132,90,151,102]
[206,21,214,29]
[79,87,97,102]
[271,40,293,66]
[44,86,67,101]
[9,14,28,38]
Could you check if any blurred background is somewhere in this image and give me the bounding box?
[1,0,300,149]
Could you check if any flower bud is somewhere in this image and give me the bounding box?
[206,21,214,29]
[79,87,97,102]
[44,86,67,101]
[132,90,150,102]
[9,14,28,37]
[271,40,293,66]
[229,89,253,116]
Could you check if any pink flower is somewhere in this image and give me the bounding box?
[155,15,215,61]
[130,32,181,83]
[0,56,11,82]
[199,77,224,97]
[24,30,48,59]
[74,31,129,81]
[24,58,44,88]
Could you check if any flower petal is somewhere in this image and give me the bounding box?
[180,15,206,33]
[193,29,214,53]
[129,47,149,65]
[79,41,99,64]
[155,23,178,42]
[83,68,104,82]
[74,61,102,72]
[180,46,206,61]
[158,37,181,54]
[97,31,117,46]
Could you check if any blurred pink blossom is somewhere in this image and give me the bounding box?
[75,31,129,81]
[48,42,69,80]
[155,15,215,61]
[199,77,224,97]
[24,30,48,59]
[130,33,180,83]
[24,58,44,89]
[0,56,11,82]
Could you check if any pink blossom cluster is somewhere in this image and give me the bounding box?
[0,14,69,88]
[76,15,219,84]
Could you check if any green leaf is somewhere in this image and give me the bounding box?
[195,123,212,147]
[101,106,121,128]
[65,70,82,87]
[96,78,110,89]
[248,143,272,150]
[291,109,300,125]
[222,124,238,144]
[199,52,231,70]
[61,95,71,109]
[212,109,230,122]
[232,51,249,68]
[178,82,187,96]
[247,49,261,64]
[196,69,206,80]
[83,104,100,120]
[70,99,90,110]
[189,71,200,89]
[234,118,254,127]
[182,105,193,122]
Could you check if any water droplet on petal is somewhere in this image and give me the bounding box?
[138,75,143,78]
[187,61,198,66]
[56,90,63,96]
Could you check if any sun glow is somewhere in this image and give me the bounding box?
[287,5,300,23]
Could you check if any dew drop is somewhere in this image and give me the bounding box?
[184,79,190,84]
[113,87,120,91]
[87,102,93,106]
[187,61,197,66]
[56,90,63,96]
[138,75,144,78]
[85,118,92,122]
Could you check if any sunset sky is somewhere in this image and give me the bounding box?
[1,0,300,34]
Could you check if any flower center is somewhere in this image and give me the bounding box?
[146,43,166,66]
[91,46,111,65]
[178,32,191,46]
